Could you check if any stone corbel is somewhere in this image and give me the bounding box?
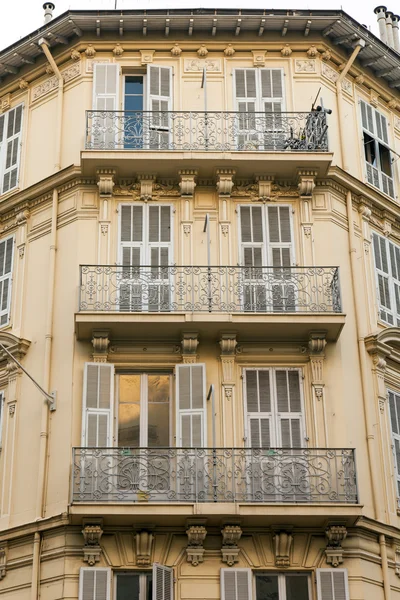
[0,543,8,580]
[135,530,154,566]
[325,525,347,567]
[273,529,293,568]
[394,544,400,577]
[138,174,156,201]
[309,331,327,401]
[297,170,317,198]
[358,202,372,255]
[256,175,274,201]
[186,522,207,566]
[221,525,242,566]
[181,332,199,364]
[91,330,110,363]
[82,521,103,566]
[179,170,198,197]
[365,335,391,413]
[216,170,235,197]
[219,333,237,387]
[97,169,116,197]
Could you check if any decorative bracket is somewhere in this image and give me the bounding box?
[365,333,391,413]
[221,525,242,566]
[92,330,110,363]
[297,170,317,197]
[256,175,274,201]
[82,521,103,566]
[181,332,199,363]
[216,170,235,197]
[179,170,198,197]
[97,169,116,197]
[219,332,237,386]
[325,525,347,567]
[138,174,156,201]
[186,523,207,566]
[0,543,8,580]
[309,331,327,401]
[273,529,293,568]
[135,530,154,567]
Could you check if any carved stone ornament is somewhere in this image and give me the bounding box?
[140,50,155,65]
[0,543,7,580]
[82,523,103,566]
[71,49,81,61]
[321,49,332,61]
[325,525,347,567]
[298,170,317,197]
[197,45,208,57]
[216,170,235,196]
[281,44,292,56]
[97,169,116,197]
[179,170,198,196]
[138,174,156,201]
[273,531,293,568]
[19,79,29,90]
[0,94,11,113]
[257,175,274,200]
[45,64,54,75]
[355,74,365,85]
[113,44,124,56]
[231,180,259,199]
[221,223,229,236]
[171,44,182,56]
[221,525,242,566]
[395,546,400,577]
[224,44,235,56]
[8,404,15,417]
[220,333,237,356]
[183,222,191,236]
[184,59,221,72]
[182,332,199,360]
[92,330,110,362]
[186,525,207,566]
[295,60,316,73]
[307,45,319,57]
[370,89,379,108]
[85,45,96,57]
[388,99,399,110]
[252,51,266,67]
[135,530,154,567]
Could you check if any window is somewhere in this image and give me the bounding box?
[119,203,172,312]
[388,389,400,502]
[372,233,400,326]
[256,573,310,600]
[0,105,23,195]
[116,573,152,600]
[0,236,14,327]
[360,100,394,198]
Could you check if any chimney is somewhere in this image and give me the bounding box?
[374,5,388,44]
[386,11,395,47]
[43,2,55,24]
[392,14,400,52]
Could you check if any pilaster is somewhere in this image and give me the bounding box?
[298,169,317,265]
[308,331,327,446]
[13,210,30,336]
[219,333,237,446]
[97,169,115,264]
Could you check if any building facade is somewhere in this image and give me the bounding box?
[0,5,399,599]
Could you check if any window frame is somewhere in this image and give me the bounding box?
[372,232,400,327]
[387,387,400,506]
[254,571,312,600]
[114,570,152,600]
[0,234,14,328]
[232,67,286,113]
[0,103,24,197]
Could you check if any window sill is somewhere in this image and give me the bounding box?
[0,187,21,202]
[364,180,396,202]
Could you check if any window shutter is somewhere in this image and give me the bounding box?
[221,568,253,600]
[147,65,173,149]
[153,564,173,600]
[79,568,111,600]
[360,100,375,136]
[92,63,119,149]
[275,369,304,447]
[316,569,349,600]
[260,69,284,106]
[176,364,206,447]
[245,370,272,448]
[374,109,389,145]
[2,105,23,194]
[0,236,13,326]
[372,233,394,324]
[0,391,4,446]
[82,363,114,447]
[388,390,400,499]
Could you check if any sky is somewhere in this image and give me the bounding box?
[0,0,391,52]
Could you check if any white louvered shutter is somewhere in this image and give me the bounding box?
[261,69,285,150]
[267,205,295,311]
[239,205,266,311]
[2,105,23,194]
[0,236,13,326]
[79,568,111,600]
[316,569,349,600]
[234,69,258,149]
[275,369,304,448]
[360,100,375,136]
[82,363,114,447]
[389,390,400,500]
[148,205,172,311]
[374,108,394,198]
[245,369,272,448]
[221,568,253,600]
[153,564,173,600]
[0,391,4,446]
[372,234,394,325]
[119,204,144,311]
[388,240,400,325]
[147,65,172,149]
[176,364,206,447]
[92,63,119,149]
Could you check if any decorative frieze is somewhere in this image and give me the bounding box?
[0,543,7,580]
[295,59,316,73]
[216,170,235,197]
[32,62,81,101]
[179,170,198,197]
[325,525,347,567]
[184,58,221,72]
[221,525,242,566]
[135,530,154,567]
[97,169,116,197]
[186,524,207,566]
[273,530,293,568]
[82,522,103,566]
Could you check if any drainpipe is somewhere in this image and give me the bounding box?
[346,190,382,521]
[379,534,391,600]
[336,39,365,171]
[30,532,41,600]
[39,38,63,171]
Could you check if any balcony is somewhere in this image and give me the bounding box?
[81,111,333,179]
[75,265,345,341]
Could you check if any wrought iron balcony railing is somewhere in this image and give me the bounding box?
[72,447,357,504]
[79,265,342,313]
[85,110,329,152]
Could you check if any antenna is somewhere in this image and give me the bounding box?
[311,87,321,111]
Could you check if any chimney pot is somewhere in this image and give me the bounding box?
[374,5,388,44]
[386,11,394,48]
[392,14,400,52]
[43,2,55,24]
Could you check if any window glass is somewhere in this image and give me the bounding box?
[148,375,170,447]
[117,574,140,600]
[286,575,309,600]
[118,375,141,446]
[256,574,279,600]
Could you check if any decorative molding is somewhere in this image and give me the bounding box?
[298,170,317,197]
[0,94,11,113]
[220,332,237,356]
[321,62,338,84]
[138,174,156,201]
[182,222,192,236]
[86,58,110,73]
[182,332,199,361]
[221,223,229,236]
[0,332,30,366]
[71,49,81,61]
[97,169,116,197]
[220,333,237,384]
[295,59,316,73]
[273,531,293,568]
[32,62,81,101]
[197,45,208,57]
[365,332,392,413]
[171,44,182,56]
[321,50,332,62]
[307,45,319,58]
[19,79,29,90]
[355,74,365,85]
[309,332,327,400]
[216,170,235,196]
[395,545,400,577]
[92,330,110,362]
[184,58,221,72]
[281,44,292,56]
[224,44,235,56]
[140,50,154,64]
[394,116,400,131]
[113,44,124,57]
[186,525,207,566]
[221,525,242,566]
[179,170,198,197]
[0,543,7,580]
[370,89,380,108]
[135,530,154,567]
[252,50,266,67]
[325,525,347,567]
[8,404,15,417]
[85,45,96,57]
[82,522,103,566]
